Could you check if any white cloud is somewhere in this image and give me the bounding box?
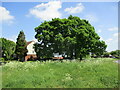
[8,35,17,42]
[98,25,104,28]
[108,27,118,31]
[106,27,118,51]
[0,6,14,23]
[105,33,119,52]
[97,29,102,33]
[113,33,118,37]
[3,35,17,43]
[100,36,104,41]
[64,3,84,14]
[113,32,120,40]
[84,14,98,23]
[28,1,62,21]
[98,35,117,52]
[106,38,113,44]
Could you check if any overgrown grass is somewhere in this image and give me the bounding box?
[2,58,118,88]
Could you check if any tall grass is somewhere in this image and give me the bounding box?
[2,58,118,88]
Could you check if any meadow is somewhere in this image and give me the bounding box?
[2,58,118,88]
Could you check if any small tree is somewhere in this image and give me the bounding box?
[15,31,28,61]
[0,38,16,60]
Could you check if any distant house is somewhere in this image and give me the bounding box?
[25,41,63,61]
[53,53,63,59]
[25,41,37,61]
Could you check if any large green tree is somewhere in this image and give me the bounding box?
[34,15,107,60]
[15,31,28,61]
[0,38,16,60]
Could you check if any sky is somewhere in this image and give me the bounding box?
[0,1,118,52]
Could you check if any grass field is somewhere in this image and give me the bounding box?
[2,58,118,88]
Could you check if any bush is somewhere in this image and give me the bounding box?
[0,58,5,62]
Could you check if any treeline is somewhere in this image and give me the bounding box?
[0,15,119,61]
[103,50,120,58]
[0,36,119,61]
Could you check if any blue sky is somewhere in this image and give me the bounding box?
[1,1,118,52]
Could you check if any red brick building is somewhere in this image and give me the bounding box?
[25,41,37,61]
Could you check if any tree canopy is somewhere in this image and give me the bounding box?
[0,38,16,60]
[110,50,120,58]
[34,15,107,60]
[15,31,28,61]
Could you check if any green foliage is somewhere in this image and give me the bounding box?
[0,58,5,62]
[110,50,120,58]
[2,58,118,88]
[92,41,107,56]
[0,38,16,60]
[103,52,110,57]
[15,31,28,61]
[34,15,107,60]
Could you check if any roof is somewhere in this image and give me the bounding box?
[27,41,34,46]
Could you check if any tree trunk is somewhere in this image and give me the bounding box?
[20,57,25,62]
[74,49,77,59]
[70,52,73,59]
[80,55,82,61]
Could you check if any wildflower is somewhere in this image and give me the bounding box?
[62,73,73,81]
